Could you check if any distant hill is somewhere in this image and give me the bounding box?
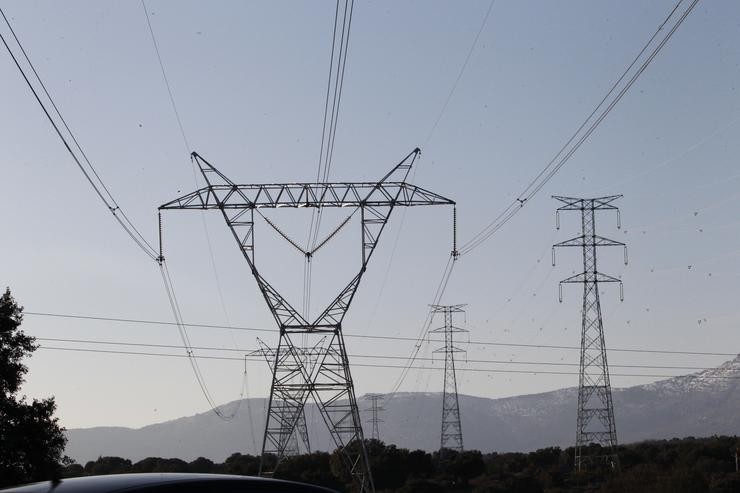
[65,354,740,463]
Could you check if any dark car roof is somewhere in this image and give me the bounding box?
[0,473,340,493]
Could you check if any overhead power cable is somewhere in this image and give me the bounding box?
[457,0,700,256]
[34,337,735,372]
[159,262,243,420]
[305,0,355,317]
[422,0,495,148]
[36,345,740,381]
[377,0,501,401]
[383,0,702,401]
[141,0,190,153]
[366,0,494,336]
[386,255,456,402]
[141,1,248,420]
[23,310,739,358]
[1,4,243,420]
[0,7,158,261]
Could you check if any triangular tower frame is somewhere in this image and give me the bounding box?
[160,149,455,491]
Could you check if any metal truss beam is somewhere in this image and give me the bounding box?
[160,154,452,211]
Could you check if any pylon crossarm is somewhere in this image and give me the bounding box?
[559,272,622,284]
[552,194,622,209]
[432,346,466,354]
[159,182,453,210]
[553,235,625,248]
[593,235,625,247]
[430,303,466,312]
[429,327,468,333]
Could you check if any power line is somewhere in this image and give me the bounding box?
[34,337,730,372]
[320,0,354,185]
[140,1,249,420]
[315,0,342,185]
[35,345,740,381]
[1,4,246,422]
[305,0,356,318]
[385,0,701,401]
[374,0,496,357]
[422,0,495,148]
[24,311,738,358]
[158,261,240,421]
[386,255,457,402]
[0,7,158,261]
[457,0,700,256]
[374,1,496,397]
[141,0,190,153]
[25,311,271,335]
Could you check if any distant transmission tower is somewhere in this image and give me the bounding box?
[255,338,317,456]
[364,394,385,441]
[552,195,627,471]
[431,304,467,457]
[159,149,455,492]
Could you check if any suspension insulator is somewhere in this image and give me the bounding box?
[452,206,459,258]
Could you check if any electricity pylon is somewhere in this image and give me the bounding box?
[159,149,455,492]
[431,304,467,458]
[552,195,627,471]
[255,338,319,456]
[364,394,384,441]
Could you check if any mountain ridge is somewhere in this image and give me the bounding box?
[65,354,740,463]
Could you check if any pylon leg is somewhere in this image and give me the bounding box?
[260,334,312,472]
[260,329,373,492]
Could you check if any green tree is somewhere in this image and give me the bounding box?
[0,288,67,487]
[83,456,132,475]
[274,452,343,490]
[222,452,260,476]
[131,457,188,473]
[188,456,216,473]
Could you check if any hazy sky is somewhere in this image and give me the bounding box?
[2,0,739,430]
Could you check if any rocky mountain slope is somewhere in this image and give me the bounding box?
[65,354,740,463]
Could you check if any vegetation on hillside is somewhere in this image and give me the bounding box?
[62,435,740,492]
[1,287,737,492]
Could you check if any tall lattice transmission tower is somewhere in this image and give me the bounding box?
[364,394,384,442]
[431,304,467,457]
[552,195,627,471]
[159,149,455,492]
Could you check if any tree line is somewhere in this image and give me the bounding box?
[61,436,740,492]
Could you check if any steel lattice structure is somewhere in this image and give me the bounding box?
[255,338,318,456]
[159,149,455,492]
[552,195,627,471]
[364,394,385,442]
[431,304,467,457]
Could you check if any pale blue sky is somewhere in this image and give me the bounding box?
[1,0,739,429]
